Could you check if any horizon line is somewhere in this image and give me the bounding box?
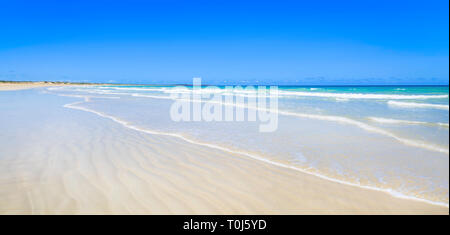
[1,80,449,87]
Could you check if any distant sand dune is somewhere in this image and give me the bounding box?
[0,82,65,91]
[0,81,104,91]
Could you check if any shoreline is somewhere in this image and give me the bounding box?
[0,86,448,214]
[64,95,449,209]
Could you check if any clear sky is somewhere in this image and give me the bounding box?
[0,0,448,85]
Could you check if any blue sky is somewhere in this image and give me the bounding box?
[0,0,448,85]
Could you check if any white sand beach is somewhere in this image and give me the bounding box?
[0,87,447,214]
[0,82,64,91]
[0,82,104,91]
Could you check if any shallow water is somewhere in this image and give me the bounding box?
[37,85,450,205]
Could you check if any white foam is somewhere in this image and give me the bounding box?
[109,87,169,92]
[369,117,449,128]
[57,94,120,99]
[388,101,450,110]
[131,93,175,100]
[369,117,426,125]
[438,123,450,128]
[91,86,449,100]
[279,91,448,99]
[278,111,449,154]
[62,94,449,208]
